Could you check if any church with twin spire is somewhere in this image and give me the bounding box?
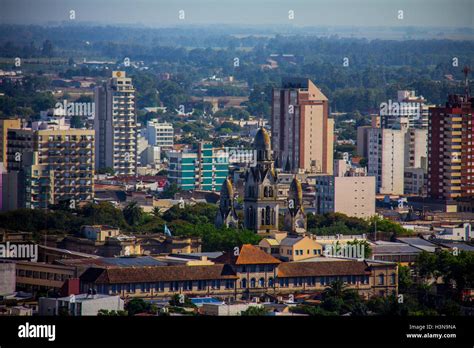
[215,127,306,236]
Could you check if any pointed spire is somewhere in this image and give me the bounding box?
[285,156,291,172]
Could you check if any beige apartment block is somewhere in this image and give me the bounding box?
[6,123,94,209]
[272,78,333,174]
[0,118,21,168]
[368,128,405,195]
[316,175,376,218]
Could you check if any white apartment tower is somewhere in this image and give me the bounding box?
[94,71,137,176]
[368,128,405,195]
[146,120,174,148]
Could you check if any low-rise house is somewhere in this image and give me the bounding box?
[259,235,323,261]
[201,302,263,316]
[371,241,423,265]
[436,223,472,241]
[278,237,324,261]
[60,234,142,257]
[80,225,120,242]
[14,261,77,293]
[39,293,124,316]
[396,237,440,253]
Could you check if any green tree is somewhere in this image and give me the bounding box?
[323,279,348,299]
[160,183,180,199]
[81,202,127,228]
[126,298,151,316]
[151,206,161,218]
[240,306,268,316]
[346,239,372,258]
[169,294,195,308]
[123,201,144,227]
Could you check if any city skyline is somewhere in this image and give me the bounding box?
[0,2,472,343]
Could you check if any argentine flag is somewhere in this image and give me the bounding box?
[164,224,172,237]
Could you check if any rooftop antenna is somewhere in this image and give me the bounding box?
[463,66,471,98]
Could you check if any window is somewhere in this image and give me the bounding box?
[185,281,193,291]
[211,280,220,289]
[250,278,256,288]
[268,277,274,287]
[241,279,247,289]
[258,278,265,287]
[225,280,235,289]
[378,274,385,285]
[390,273,396,285]
[170,281,180,291]
[198,280,207,290]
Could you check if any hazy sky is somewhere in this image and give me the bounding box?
[1,0,473,27]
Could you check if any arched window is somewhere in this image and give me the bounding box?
[264,186,269,197]
[241,278,247,289]
[269,187,273,197]
[259,278,265,287]
[268,277,274,287]
[265,206,271,225]
[261,208,265,225]
[250,278,256,288]
[390,273,396,285]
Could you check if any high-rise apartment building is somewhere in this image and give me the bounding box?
[168,143,229,191]
[368,128,405,195]
[428,94,474,200]
[196,143,229,191]
[146,120,173,148]
[272,78,334,174]
[381,90,432,130]
[356,115,380,158]
[168,151,197,191]
[94,71,137,176]
[315,175,376,218]
[0,118,21,168]
[405,128,427,170]
[6,118,94,209]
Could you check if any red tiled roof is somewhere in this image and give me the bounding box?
[277,261,369,278]
[80,264,237,284]
[215,244,281,265]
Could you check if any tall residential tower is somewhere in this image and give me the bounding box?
[428,93,474,200]
[94,71,137,176]
[271,78,334,174]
